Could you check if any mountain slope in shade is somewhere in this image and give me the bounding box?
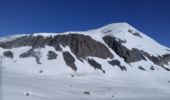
[0,22,170,100]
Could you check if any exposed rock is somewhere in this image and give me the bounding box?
[128,29,142,38]
[53,34,113,59]
[161,66,170,71]
[39,70,43,74]
[83,91,90,95]
[3,51,13,59]
[138,66,146,71]
[103,36,145,63]
[24,91,31,96]
[63,51,77,71]
[47,51,58,60]
[144,53,170,67]
[87,58,105,73]
[103,36,170,67]
[150,66,155,70]
[0,34,113,59]
[166,49,170,51]
[108,60,126,71]
[20,49,42,64]
[71,75,75,77]
[77,58,84,62]
[0,35,51,49]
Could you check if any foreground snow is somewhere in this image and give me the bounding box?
[2,70,170,100]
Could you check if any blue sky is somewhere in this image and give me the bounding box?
[0,0,169,47]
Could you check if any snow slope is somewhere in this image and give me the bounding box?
[2,70,170,100]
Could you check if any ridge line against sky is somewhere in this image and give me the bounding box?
[0,0,169,47]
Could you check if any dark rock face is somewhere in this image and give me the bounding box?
[50,34,113,59]
[87,58,105,73]
[39,70,43,74]
[144,53,170,67]
[150,66,155,70]
[63,51,77,71]
[0,36,51,49]
[138,66,146,71]
[20,49,42,64]
[47,51,58,60]
[161,66,170,71]
[108,60,126,71]
[103,36,145,63]
[3,51,13,59]
[0,34,113,59]
[83,91,90,95]
[128,29,142,38]
[161,54,170,65]
[166,49,170,51]
[103,36,170,67]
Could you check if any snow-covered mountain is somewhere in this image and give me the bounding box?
[0,23,170,100]
[0,22,170,74]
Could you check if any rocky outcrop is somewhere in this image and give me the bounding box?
[0,34,113,59]
[103,36,170,67]
[128,29,142,38]
[144,53,170,67]
[47,51,58,60]
[150,66,155,70]
[138,66,146,71]
[3,51,13,59]
[166,49,170,51]
[87,58,105,73]
[20,49,42,64]
[50,34,113,59]
[63,51,77,71]
[0,36,51,49]
[108,60,126,71]
[103,36,145,63]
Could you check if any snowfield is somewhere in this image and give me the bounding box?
[1,70,170,100]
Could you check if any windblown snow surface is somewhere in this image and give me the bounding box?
[0,23,170,100]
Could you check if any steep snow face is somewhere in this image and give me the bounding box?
[91,23,170,56]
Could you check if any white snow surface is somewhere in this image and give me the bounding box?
[1,68,170,100]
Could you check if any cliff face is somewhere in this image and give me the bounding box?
[0,34,113,59]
